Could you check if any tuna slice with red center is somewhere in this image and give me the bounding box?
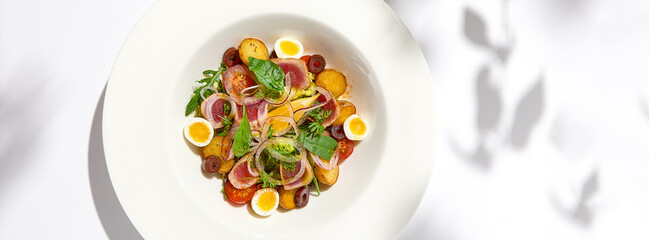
[271,58,310,90]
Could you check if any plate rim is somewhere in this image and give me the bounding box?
[103,0,434,239]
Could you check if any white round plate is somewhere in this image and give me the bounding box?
[103,0,433,239]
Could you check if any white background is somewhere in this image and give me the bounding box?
[2,0,649,239]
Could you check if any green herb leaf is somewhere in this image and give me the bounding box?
[264,152,279,172]
[221,187,229,200]
[248,57,285,92]
[267,124,275,139]
[307,122,325,136]
[301,107,332,137]
[308,107,332,123]
[232,106,252,157]
[297,133,338,160]
[214,103,233,136]
[280,161,296,172]
[312,169,320,196]
[259,173,277,188]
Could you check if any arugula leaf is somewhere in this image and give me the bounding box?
[248,57,285,92]
[184,65,227,116]
[297,133,338,160]
[232,106,252,157]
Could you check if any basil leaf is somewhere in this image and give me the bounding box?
[297,133,338,160]
[232,106,252,157]
[248,57,285,92]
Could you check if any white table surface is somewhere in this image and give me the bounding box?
[2,0,649,239]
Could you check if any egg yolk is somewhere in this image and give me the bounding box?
[280,40,299,56]
[349,118,367,136]
[189,122,210,143]
[257,192,277,212]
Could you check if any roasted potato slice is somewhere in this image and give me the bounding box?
[219,159,235,173]
[315,69,347,98]
[333,100,356,125]
[203,136,234,173]
[279,188,298,210]
[202,136,225,158]
[315,164,339,186]
[238,38,269,66]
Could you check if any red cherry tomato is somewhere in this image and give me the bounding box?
[224,180,258,204]
[300,55,311,65]
[223,65,255,104]
[336,138,354,163]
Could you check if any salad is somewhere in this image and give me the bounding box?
[183,37,368,216]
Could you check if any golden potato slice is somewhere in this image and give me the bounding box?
[202,136,225,158]
[315,69,347,98]
[315,164,339,186]
[279,188,298,210]
[238,38,269,66]
[219,159,235,173]
[202,136,234,173]
[333,100,356,125]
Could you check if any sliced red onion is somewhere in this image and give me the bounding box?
[251,129,262,143]
[235,84,263,106]
[240,85,260,97]
[254,137,308,186]
[283,160,314,190]
[199,86,217,101]
[238,95,263,106]
[256,101,268,129]
[247,146,260,176]
[253,143,282,187]
[309,150,339,171]
[221,124,238,161]
[201,93,238,129]
[293,86,333,116]
[260,116,299,142]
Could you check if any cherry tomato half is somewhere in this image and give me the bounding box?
[224,180,258,204]
[336,138,354,163]
[300,55,311,65]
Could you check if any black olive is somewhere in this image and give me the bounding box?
[308,54,326,74]
[270,50,278,59]
[202,155,221,174]
[294,187,310,208]
[222,47,241,67]
[330,125,346,140]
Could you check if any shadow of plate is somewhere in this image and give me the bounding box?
[88,85,144,240]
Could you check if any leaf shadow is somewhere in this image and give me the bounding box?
[464,7,490,48]
[573,171,598,225]
[638,96,649,122]
[0,58,55,205]
[476,65,502,133]
[510,75,545,149]
[88,84,144,240]
[449,137,492,170]
[550,169,599,227]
